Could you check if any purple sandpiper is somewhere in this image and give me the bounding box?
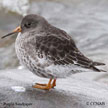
[1,14,106,90]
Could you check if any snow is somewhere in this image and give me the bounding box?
[11,86,26,92]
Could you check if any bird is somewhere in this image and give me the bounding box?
[1,14,106,90]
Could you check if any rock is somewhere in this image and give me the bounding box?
[0,0,29,16]
[0,69,108,108]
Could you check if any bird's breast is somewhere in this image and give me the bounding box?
[15,33,50,71]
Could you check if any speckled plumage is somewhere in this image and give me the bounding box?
[15,14,105,78]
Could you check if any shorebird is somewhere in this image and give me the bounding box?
[2,14,106,90]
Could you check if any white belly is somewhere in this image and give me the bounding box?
[45,64,90,78]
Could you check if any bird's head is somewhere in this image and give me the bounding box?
[1,14,48,39]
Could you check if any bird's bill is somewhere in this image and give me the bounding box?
[1,26,21,39]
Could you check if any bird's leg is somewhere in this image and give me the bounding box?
[35,83,47,86]
[52,79,56,88]
[35,79,56,88]
[32,79,53,90]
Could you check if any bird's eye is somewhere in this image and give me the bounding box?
[24,22,32,28]
[28,23,31,26]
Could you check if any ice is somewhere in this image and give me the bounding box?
[11,86,26,92]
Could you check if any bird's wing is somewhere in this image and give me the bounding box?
[36,34,105,72]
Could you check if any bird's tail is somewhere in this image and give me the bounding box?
[74,49,106,72]
[91,61,106,72]
[91,65,106,72]
[75,52,106,72]
[92,61,105,66]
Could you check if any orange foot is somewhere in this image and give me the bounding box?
[32,79,56,90]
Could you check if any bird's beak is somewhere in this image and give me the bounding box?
[1,26,21,39]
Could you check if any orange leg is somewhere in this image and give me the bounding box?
[35,83,47,86]
[32,79,52,90]
[36,79,56,87]
[52,79,56,88]
[32,79,57,90]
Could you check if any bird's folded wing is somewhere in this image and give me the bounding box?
[35,34,95,68]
